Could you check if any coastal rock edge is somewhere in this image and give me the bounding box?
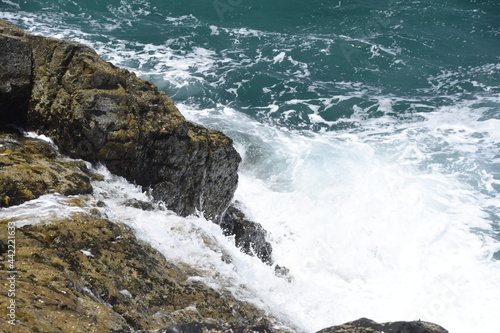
[0,19,239,221]
[0,210,288,332]
[317,317,448,333]
[0,19,449,333]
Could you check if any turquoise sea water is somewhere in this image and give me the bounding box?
[2,1,500,332]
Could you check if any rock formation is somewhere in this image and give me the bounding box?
[0,209,287,332]
[317,318,448,333]
[0,134,92,207]
[0,19,239,221]
[220,203,273,265]
[0,19,450,333]
[0,18,273,264]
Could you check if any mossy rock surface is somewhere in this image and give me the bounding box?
[0,133,92,207]
[0,211,287,332]
[0,19,240,220]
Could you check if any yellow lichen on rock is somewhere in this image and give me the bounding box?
[0,212,285,332]
[0,134,92,207]
[0,18,241,220]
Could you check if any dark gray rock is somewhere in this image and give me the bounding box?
[0,19,240,220]
[0,22,32,128]
[220,203,273,265]
[316,318,448,333]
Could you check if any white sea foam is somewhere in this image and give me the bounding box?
[1,8,499,333]
[179,102,500,333]
[24,131,56,145]
[0,194,91,227]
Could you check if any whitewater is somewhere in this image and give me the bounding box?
[1,1,500,332]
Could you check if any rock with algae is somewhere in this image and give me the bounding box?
[0,210,290,333]
[0,133,92,207]
[0,19,240,220]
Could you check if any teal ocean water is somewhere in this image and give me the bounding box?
[2,1,500,332]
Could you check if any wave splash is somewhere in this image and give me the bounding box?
[1,1,500,332]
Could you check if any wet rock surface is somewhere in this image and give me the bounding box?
[0,19,240,220]
[220,203,273,265]
[317,318,449,333]
[0,133,92,207]
[0,210,288,333]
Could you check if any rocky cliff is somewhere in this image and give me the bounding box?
[0,19,239,221]
[0,19,449,333]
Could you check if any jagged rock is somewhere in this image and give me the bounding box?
[0,133,92,207]
[220,203,273,265]
[0,19,240,220]
[0,211,288,332]
[316,318,448,333]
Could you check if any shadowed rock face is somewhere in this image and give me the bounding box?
[0,19,240,220]
[0,22,31,126]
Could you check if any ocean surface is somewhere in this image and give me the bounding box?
[1,0,500,332]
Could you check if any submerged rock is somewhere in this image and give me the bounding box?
[0,19,240,220]
[0,133,92,207]
[0,212,288,332]
[316,318,448,333]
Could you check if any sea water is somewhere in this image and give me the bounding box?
[1,1,500,332]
